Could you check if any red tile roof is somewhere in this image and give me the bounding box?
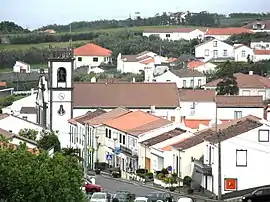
[187,61,206,69]
[140,58,155,64]
[254,49,270,55]
[74,43,112,56]
[183,119,231,129]
[179,89,216,102]
[0,82,7,87]
[205,27,251,35]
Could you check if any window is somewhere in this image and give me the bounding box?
[105,128,108,137]
[166,34,170,37]
[236,149,247,167]
[123,135,126,145]
[258,129,270,142]
[183,80,186,88]
[204,49,209,56]
[266,44,269,48]
[190,79,194,88]
[166,80,171,82]
[241,50,246,57]
[234,111,242,119]
[213,41,217,47]
[119,133,122,143]
[223,49,228,56]
[93,57,98,62]
[78,57,82,61]
[57,67,67,83]
[22,116,27,120]
[171,116,175,121]
[198,79,202,86]
[108,129,111,139]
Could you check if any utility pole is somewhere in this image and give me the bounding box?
[95,136,99,168]
[215,95,222,200]
[83,132,88,179]
[113,138,117,167]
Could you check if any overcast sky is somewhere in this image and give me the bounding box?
[1,0,269,29]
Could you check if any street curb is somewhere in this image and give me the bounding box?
[100,174,211,201]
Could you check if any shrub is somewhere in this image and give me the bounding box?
[183,176,192,187]
[161,168,169,175]
[157,173,164,180]
[112,171,120,178]
[172,173,178,178]
[136,169,148,174]
[137,173,145,179]
[146,172,153,179]
[187,188,194,194]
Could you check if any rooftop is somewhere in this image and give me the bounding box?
[216,95,264,108]
[204,73,270,89]
[68,109,106,125]
[103,111,172,136]
[183,119,231,129]
[73,83,180,108]
[74,43,112,57]
[171,69,205,78]
[205,27,251,35]
[141,128,186,146]
[179,89,216,102]
[254,49,270,55]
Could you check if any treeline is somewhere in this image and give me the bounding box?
[229,13,270,18]
[225,32,270,45]
[0,21,30,34]
[0,31,199,68]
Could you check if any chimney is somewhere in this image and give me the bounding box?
[249,71,253,75]
[150,105,155,114]
[132,77,136,83]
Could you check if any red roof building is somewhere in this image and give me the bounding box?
[74,43,112,57]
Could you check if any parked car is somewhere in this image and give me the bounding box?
[90,192,111,202]
[177,197,196,202]
[113,190,135,202]
[242,187,270,202]
[134,197,151,202]
[147,192,173,202]
[84,181,102,193]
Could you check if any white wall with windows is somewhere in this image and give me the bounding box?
[234,46,254,62]
[217,107,264,120]
[203,123,270,195]
[75,55,112,68]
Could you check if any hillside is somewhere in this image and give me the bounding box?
[0,21,30,34]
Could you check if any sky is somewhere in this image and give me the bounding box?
[1,0,270,29]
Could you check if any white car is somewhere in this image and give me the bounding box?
[134,197,151,202]
[177,197,195,202]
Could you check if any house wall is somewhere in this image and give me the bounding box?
[254,54,270,62]
[250,41,270,49]
[18,113,36,123]
[0,115,44,139]
[10,137,37,149]
[239,88,268,100]
[234,46,254,62]
[205,125,270,195]
[180,102,216,120]
[195,40,234,61]
[204,35,231,41]
[195,63,217,73]
[217,107,264,119]
[13,62,30,73]
[117,61,146,74]
[143,30,204,41]
[74,56,111,68]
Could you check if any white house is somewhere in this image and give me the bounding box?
[152,69,206,88]
[102,110,175,172]
[0,114,44,140]
[254,49,270,62]
[195,39,235,62]
[13,61,30,73]
[143,28,205,41]
[187,61,217,73]
[243,20,270,33]
[202,115,270,198]
[204,28,251,41]
[234,44,254,62]
[74,43,112,68]
[250,39,270,50]
[204,72,270,100]
[89,67,104,74]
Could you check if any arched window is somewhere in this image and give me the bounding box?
[57,67,67,83]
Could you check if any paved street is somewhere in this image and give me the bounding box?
[95,175,208,202]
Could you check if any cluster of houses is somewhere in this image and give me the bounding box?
[2,20,270,200]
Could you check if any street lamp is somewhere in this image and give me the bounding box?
[95,136,99,169]
[143,141,149,182]
[177,147,184,193]
[113,138,117,168]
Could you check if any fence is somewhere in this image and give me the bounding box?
[13,89,38,95]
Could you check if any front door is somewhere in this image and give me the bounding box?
[213,50,218,58]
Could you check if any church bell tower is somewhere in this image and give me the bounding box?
[48,47,74,144]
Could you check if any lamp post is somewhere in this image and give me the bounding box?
[83,132,88,179]
[113,138,117,168]
[177,147,184,193]
[95,136,99,169]
[144,142,149,182]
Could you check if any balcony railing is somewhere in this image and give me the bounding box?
[120,145,138,158]
[194,161,212,176]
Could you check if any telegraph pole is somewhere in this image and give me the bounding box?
[215,95,222,200]
[83,132,88,179]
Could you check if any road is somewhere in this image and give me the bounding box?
[95,175,207,202]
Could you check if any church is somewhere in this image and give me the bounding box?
[36,47,181,147]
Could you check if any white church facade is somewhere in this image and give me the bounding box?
[36,48,182,148]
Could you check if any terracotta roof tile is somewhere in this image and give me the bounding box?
[140,58,155,64]
[84,107,130,126]
[171,69,205,77]
[104,111,172,136]
[179,89,216,102]
[205,73,270,88]
[68,109,106,125]
[243,20,270,29]
[73,83,180,108]
[187,61,206,69]
[173,115,262,149]
[0,142,39,154]
[168,58,178,63]
[0,82,7,87]
[141,128,186,146]
[74,43,112,56]
[160,137,190,151]
[216,95,264,108]
[205,27,251,35]
[254,49,270,55]
[183,119,231,129]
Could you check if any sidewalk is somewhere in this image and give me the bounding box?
[100,171,218,201]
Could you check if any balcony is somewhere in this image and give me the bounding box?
[120,145,138,158]
[194,160,212,176]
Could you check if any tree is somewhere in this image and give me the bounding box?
[0,145,85,202]
[18,129,38,141]
[216,61,239,95]
[37,130,61,152]
[62,147,83,161]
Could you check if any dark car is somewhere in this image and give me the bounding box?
[113,191,135,202]
[147,192,173,202]
[242,187,270,202]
